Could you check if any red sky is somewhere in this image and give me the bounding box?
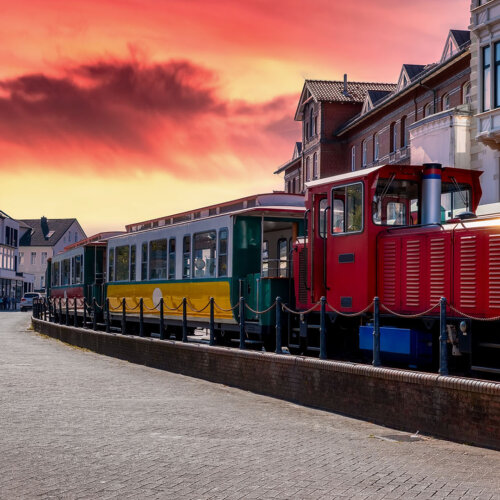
[0,0,471,235]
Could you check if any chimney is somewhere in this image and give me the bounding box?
[41,216,49,239]
[342,74,350,96]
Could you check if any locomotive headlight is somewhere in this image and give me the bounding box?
[459,321,467,334]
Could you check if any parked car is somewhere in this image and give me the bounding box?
[20,292,42,311]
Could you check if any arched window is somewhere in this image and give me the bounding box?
[305,157,310,181]
[310,107,314,136]
[400,115,407,148]
[313,153,318,179]
[373,133,379,162]
[442,93,451,111]
[423,102,432,118]
[351,146,356,171]
[390,122,397,153]
[362,140,367,168]
[462,82,472,104]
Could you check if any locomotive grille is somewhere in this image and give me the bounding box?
[405,239,421,307]
[459,235,477,309]
[382,240,397,307]
[298,248,308,304]
[429,237,446,304]
[488,234,500,308]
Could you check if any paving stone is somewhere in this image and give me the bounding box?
[0,312,499,500]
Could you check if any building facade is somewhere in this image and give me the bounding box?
[470,0,500,204]
[277,30,473,194]
[0,210,34,305]
[18,217,86,292]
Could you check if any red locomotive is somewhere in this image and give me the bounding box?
[293,162,499,376]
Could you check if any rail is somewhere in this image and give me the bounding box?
[33,291,500,378]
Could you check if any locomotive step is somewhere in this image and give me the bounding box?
[478,342,500,349]
[471,365,500,375]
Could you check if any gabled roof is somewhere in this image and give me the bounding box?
[295,80,396,120]
[19,218,84,247]
[441,29,470,63]
[361,89,395,115]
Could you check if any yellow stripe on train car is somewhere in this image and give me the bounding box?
[107,280,235,322]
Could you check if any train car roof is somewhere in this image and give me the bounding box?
[305,164,482,189]
[125,192,305,233]
[63,231,125,251]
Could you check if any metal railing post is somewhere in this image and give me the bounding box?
[48,299,52,322]
[239,296,246,350]
[44,299,48,321]
[65,298,69,325]
[319,296,327,360]
[373,296,381,367]
[73,299,77,327]
[275,297,283,354]
[121,298,126,335]
[139,298,144,337]
[209,297,215,346]
[59,299,63,325]
[105,298,110,333]
[159,298,165,340]
[92,297,97,331]
[83,298,87,328]
[182,297,188,342]
[439,297,449,376]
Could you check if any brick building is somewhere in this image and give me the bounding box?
[277,29,472,194]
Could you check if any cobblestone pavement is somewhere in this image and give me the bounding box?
[1,312,499,500]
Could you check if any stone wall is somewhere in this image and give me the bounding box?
[32,318,500,450]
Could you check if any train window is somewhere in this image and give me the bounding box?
[193,231,217,278]
[262,240,269,278]
[149,239,167,280]
[168,238,176,280]
[218,229,228,277]
[130,245,136,281]
[441,182,471,220]
[115,245,130,281]
[183,236,191,278]
[318,198,329,238]
[372,177,419,226]
[278,238,288,278]
[141,243,148,281]
[108,248,115,281]
[53,261,60,286]
[73,255,83,284]
[62,259,71,286]
[331,183,363,234]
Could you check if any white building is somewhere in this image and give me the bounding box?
[18,217,86,292]
[0,210,34,305]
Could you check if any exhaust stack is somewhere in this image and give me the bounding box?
[421,163,442,224]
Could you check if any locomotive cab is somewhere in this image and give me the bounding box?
[292,164,483,364]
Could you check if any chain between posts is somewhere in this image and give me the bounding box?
[185,299,211,313]
[326,300,374,317]
[448,304,500,322]
[380,302,440,318]
[245,301,276,315]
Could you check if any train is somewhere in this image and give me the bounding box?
[45,164,500,376]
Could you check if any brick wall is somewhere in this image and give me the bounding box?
[33,318,500,451]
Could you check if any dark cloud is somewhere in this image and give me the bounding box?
[0,57,300,177]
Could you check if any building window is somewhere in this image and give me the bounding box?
[390,122,397,153]
[373,133,379,162]
[41,252,47,265]
[462,82,471,104]
[313,153,318,179]
[31,252,36,266]
[423,102,432,118]
[305,157,310,181]
[495,42,500,108]
[310,108,314,136]
[305,122,309,140]
[351,146,356,171]
[442,93,450,111]
[361,140,367,168]
[19,252,24,266]
[483,45,491,112]
[400,116,407,148]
